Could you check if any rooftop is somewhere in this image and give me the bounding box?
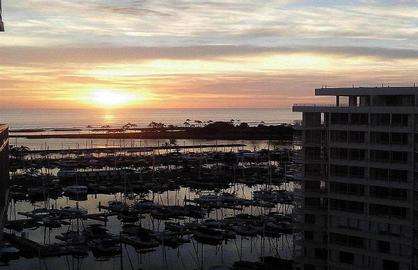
[316,86,418,96]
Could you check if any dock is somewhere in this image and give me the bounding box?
[25,143,246,155]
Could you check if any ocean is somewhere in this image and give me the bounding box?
[0,108,300,129]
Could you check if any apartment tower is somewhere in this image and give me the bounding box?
[293,87,418,270]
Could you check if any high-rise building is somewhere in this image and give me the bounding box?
[0,124,9,241]
[293,87,418,270]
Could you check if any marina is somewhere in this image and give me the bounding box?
[1,135,301,270]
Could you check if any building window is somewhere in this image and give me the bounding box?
[391,133,408,145]
[330,233,365,249]
[349,131,366,143]
[369,186,407,201]
[371,113,390,126]
[339,251,354,264]
[391,114,409,127]
[378,241,390,254]
[369,204,408,219]
[305,214,315,224]
[330,130,348,143]
[304,231,314,240]
[314,248,327,261]
[350,113,368,125]
[303,264,315,270]
[330,199,364,214]
[331,113,349,125]
[370,132,389,144]
[382,260,399,270]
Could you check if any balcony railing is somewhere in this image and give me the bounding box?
[293,103,346,107]
[0,125,8,151]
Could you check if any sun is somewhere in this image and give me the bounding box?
[91,90,133,107]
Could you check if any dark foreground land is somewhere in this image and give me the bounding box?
[11,121,294,140]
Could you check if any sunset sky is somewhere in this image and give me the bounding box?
[1,0,417,109]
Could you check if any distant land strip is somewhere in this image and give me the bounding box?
[10,124,294,140]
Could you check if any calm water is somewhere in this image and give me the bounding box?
[4,185,296,270]
[0,108,300,129]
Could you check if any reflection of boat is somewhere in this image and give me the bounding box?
[231,224,259,236]
[155,231,190,248]
[107,201,128,212]
[90,239,121,257]
[27,187,47,199]
[118,213,139,223]
[121,235,159,249]
[56,231,86,245]
[121,224,159,249]
[193,227,224,245]
[63,185,88,195]
[61,206,88,217]
[0,243,20,261]
[42,218,61,228]
[84,224,112,239]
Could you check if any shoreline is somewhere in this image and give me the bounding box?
[11,124,294,140]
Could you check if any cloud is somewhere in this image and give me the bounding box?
[0,1,417,109]
[0,45,416,66]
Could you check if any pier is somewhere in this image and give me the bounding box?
[25,143,246,155]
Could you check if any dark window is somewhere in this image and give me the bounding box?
[305,130,322,144]
[349,149,366,161]
[349,166,365,178]
[389,169,408,182]
[305,147,321,161]
[382,260,399,270]
[350,113,368,125]
[331,113,349,125]
[339,251,354,264]
[305,197,321,209]
[370,132,390,144]
[378,241,390,254]
[391,151,408,164]
[305,214,315,224]
[391,133,408,145]
[314,248,327,261]
[330,165,348,177]
[349,131,365,143]
[370,186,407,201]
[330,199,364,214]
[369,204,408,219]
[304,264,316,270]
[330,182,364,196]
[371,114,390,126]
[392,114,409,127]
[304,231,314,240]
[330,148,348,160]
[330,130,348,143]
[305,164,322,177]
[370,150,390,162]
[330,233,365,249]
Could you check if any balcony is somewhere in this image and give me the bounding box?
[293,103,345,112]
[293,103,416,113]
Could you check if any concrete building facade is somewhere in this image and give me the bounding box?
[293,87,418,270]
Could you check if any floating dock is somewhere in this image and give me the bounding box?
[25,143,246,155]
